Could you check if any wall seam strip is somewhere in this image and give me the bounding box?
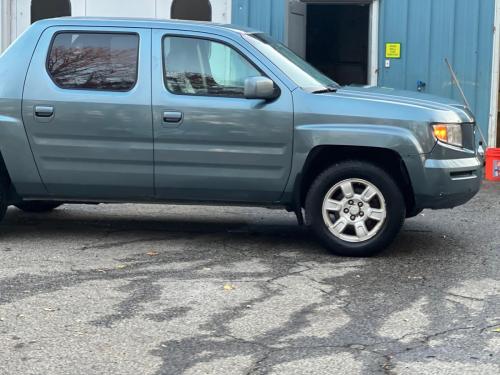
[489,0,500,146]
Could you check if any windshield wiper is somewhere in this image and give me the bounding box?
[312,86,338,94]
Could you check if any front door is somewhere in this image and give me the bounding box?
[22,27,153,199]
[151,30,294,203]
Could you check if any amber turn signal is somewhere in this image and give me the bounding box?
[432,123,463,147]
[433,125,448,143]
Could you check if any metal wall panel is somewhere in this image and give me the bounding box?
[378,0,495,138]
[231,0,286,41]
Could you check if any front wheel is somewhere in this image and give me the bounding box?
[305,161,406,257]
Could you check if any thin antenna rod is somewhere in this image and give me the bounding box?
[445,57,487,146]
[445,58,471,109]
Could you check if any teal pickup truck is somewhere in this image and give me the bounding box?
[0,18,483,256]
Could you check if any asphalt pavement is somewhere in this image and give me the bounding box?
[0,182,499,375]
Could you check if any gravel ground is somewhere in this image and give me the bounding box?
[0,182,499,375]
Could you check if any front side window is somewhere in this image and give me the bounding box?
[163,36,263,97]
[47,32,139,91]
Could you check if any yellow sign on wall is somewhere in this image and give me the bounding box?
[385,43,401,59]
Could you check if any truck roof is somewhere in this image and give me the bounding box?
[32,17,258,36]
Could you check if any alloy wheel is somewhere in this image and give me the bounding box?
[321,178,387,243]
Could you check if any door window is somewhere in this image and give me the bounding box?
[47,32,139,91]
[163,36,263,97]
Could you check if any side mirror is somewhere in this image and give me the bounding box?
[244,77,278,100]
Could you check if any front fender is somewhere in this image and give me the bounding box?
[281,124,429,201]
[295,123,427,156]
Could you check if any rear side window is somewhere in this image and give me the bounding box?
[47,32,139,91]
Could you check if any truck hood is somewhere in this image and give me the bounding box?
[336,85,474,123]
[292,85,477,154]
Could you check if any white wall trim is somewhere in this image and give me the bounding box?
[226,0,232,23]
[71,0,86,17]
[489,0,500,147]
[209,0,231,23]
[15,0,30,38]
[0,0,10,52]
[163,0,173,18]
[368,0,379,86]
[0,0,2,52]
[10,0,16,41]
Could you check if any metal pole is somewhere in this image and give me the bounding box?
[445,58,487,146]
[445,58,471,109]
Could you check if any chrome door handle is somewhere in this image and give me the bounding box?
[163,111,183,123]
[34,105,54,118]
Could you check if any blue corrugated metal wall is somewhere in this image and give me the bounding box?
[378,0,495,138]
[231,0,286,42]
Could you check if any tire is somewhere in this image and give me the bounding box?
[0,180,8,223]
[305,161,406,257]
[15,201,62,213]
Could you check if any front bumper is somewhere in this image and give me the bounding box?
[407,142,484,210]
[415,157,483,209]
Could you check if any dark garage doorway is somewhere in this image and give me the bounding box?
[306,4,370,86]
[31,0,71,24]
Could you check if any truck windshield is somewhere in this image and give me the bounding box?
[243,32,340,93]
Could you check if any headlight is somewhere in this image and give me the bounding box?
[432,123,463,147]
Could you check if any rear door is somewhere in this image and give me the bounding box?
[151,29,294,203]
[22,27,153,200]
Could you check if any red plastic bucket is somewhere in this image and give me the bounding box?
[485,148,500,181]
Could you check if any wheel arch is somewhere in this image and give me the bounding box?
[296,145,417,217]
[0,151,21,203]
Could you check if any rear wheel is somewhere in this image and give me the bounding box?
[0,180,8,222]
[305,161,406,257]
[15,201,62,213]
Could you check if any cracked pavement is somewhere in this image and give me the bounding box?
[0,182,499,375]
